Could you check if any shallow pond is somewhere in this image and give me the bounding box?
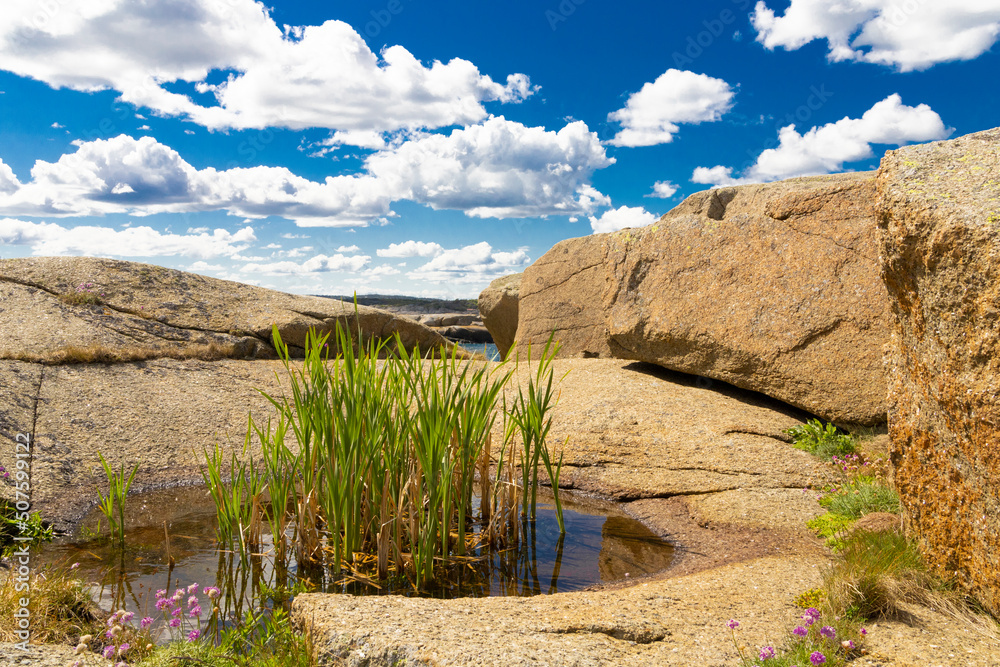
[37,485,673,625]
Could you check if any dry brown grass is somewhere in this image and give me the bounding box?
[2,341,249,365]
[0,563,103,644]
[57,292,103,307]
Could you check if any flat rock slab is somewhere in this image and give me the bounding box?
[292,555,826,667]
[1,358,288,528]
[8,357,831,535]
[0,256,454,359]
[509,359,832,504]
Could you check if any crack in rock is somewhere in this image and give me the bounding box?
[543,623,670,644]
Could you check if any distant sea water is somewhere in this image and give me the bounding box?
[458,341,501,361]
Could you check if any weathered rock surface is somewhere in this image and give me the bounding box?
[518,238,611,359]
[877,127,1000,616]
[0,257,456,359]
[291,552,1000,666]
[0,358,285,527]
[516,172,892,426]
[418,313,480,327]
[505,360,831,501]
[435,324,492,344]
[478,272,521,359]
[292,556,826,667]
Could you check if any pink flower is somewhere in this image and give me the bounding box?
[726,619,739,630]
[169,618,181,628]
[140,617,154,629]
[759,646,776,660]
[792,625,808,637]
[103,646,116,659]
[187,629,200,642]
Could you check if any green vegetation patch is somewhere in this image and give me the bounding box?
[784,419,857,459]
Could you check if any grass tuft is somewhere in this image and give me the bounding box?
[821,476,899,519]
[824,529,936,619]
[0,563,102,644]
[3,341,249,365]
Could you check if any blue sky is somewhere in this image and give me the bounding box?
[1,1,999,298]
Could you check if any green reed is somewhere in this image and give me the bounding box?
[504,335,566,531]
[209,318,564,591]
[202,435,265,565]
[96,453,138,551]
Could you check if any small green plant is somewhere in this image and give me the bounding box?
[505,336,567,531]
[0,501,53,556]
[784,419,856,459]
[807,475,901,548]
[133,604,316,667]
[794,588,826,609]
[96,453,138,551]
[806,512,855,548]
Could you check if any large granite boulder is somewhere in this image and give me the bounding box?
[478,272,521,359]
[0,256,456,360]
[876,127,1000,616]
[517,172,891,426]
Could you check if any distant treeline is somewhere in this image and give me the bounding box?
[317,294,479,312]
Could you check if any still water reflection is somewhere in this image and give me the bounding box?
[39,485,673,620]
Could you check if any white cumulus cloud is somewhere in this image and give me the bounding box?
[588,206,660,234]
[366,116,613,218]
[240,253,372,275]
[0,1,533,141]
[607,70,735,147]
[0,119,614,224]
[752,0,1000,71]
[0,218,256,258]
[377,241,445,258]
[692,94,951,186]
[407,242,530,284]
[650,181,679,198]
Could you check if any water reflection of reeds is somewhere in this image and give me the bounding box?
[38,485,673,636]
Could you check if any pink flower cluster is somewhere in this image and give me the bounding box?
[725,606,867,665]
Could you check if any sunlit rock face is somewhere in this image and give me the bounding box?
[876,126,1000,617]
[516,171,891,427]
